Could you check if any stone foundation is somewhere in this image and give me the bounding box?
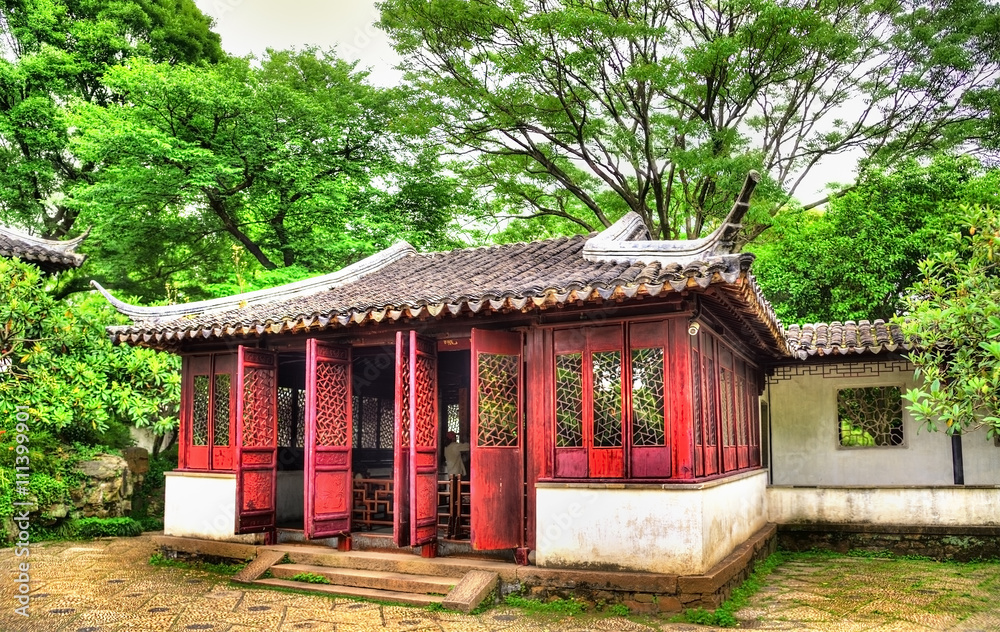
[779,523,1000,561]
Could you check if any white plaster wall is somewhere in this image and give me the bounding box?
[277,470,304,523]
[768,486,1000,526]
[768,361,955,486]
[164,472,262,543]
[959,428,1000,485]
[535,470,768,575]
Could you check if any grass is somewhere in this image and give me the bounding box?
[288,572,331,585]
[674,550,787,628]
[504,593,587,616]
[148,551,246,575]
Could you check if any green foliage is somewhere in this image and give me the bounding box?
[604,603,630,616]
[750,156,1000,323]
[379,0,1000,241]
[675,551,785,628]
[504,594,586,616]
[289,572,332,585]
[67,48,473,302]
[149,551,245,575]
[0,258,180,436]
[73,516,143,538]
[899,204,1000,436]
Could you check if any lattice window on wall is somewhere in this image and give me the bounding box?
[192,375,209,446]
[631,347,665,446]
[692,351,703,447]
[838,386,904,447]
[296,390,306,447]
[555,353,584,447]
[447,404,460,436]
[477,353,519,447]
[592,351,623,447]
[735,375,748,446]
[213,374,231,446]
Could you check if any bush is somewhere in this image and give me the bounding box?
[72,517,143,538]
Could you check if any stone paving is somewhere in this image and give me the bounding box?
[2,535,1000,631]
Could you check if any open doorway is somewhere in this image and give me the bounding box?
[275,352,306,530]
[438,350,471,540]
[350,346,396,534]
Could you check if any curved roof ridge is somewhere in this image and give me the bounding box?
[92,240,416,322]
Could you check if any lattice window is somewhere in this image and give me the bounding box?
[242,368,275,448]
[296,389,306,447]
[213,374,231,446]
[735,375,748,446]
[705,358,718,446]
[631,347,665,446]
[555,353,584,447]
[838,386,903,447]
[277,386,296,447]
[399,353,410,448]
[592,351,622,447]
[692,351,703,447]
[720,369,735,447]
[315,362,349,447]
[413,353,436,447]
[476,353,519,447]
[447,404,460,436]
[379,400,394,449]
[192,375,209,446]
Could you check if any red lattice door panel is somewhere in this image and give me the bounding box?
[304,339,352,539]
[393,331,411,547]
[409,332,439,547]
[470,329,524,550]
[235,346,278,535]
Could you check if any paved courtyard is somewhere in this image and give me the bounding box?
[2,535,1000,631]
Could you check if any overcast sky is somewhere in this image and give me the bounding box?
[195,0,852,203]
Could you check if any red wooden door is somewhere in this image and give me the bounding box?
[304,339,353,539]
[393,331,411,547]
[409,332,439,547]
[470,329,524,550]
[234,346,278,535]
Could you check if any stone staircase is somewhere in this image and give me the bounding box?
[233,544,502,611]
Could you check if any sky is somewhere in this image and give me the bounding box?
[194,0,854,204]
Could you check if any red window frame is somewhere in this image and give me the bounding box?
[551,321,675,479]
[691,329,761,478]
[180,353,236,471]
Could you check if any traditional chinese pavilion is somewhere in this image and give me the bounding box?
[0,225,87,273]
[97,171,1000,581]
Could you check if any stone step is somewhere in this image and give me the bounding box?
[262,544,517,581]
[253,578,444,607]
[269,563,457,595]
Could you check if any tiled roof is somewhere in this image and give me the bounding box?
[103,234,788,353]
[0,226,87,273]
[784,320,910,359]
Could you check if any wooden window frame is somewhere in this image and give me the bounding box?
[180,353,236,471]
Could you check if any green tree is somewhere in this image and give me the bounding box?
[0,0,223,244]
[899,204,1000,437]
[377,0,1000,241]
[0,258,180,439]
[67,49,471,302]
[748,156,1000,324]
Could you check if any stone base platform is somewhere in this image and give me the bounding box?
[779,523,1000,561]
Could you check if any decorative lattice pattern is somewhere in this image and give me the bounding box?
[242,368,275,448]
[555,353,584,447]
[838,386,903,447]
[316,362,349,447]
[277,386,296,448]
[692,351,703,446]
[447,403,460,436]
[414,353,436,447]
[192,375,209,446]
[296,389,306,447]
[476,353,519,447]
[720,368,735,447]
[592,351,622,447]
[735,374,748,446]
[630,347,665,446]
[705,358,718,446]
[213,374,231,446]
[399,351,410,448]
[379,401,394,448]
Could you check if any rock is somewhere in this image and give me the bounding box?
[43,503,68,519]
[75,454,126,480]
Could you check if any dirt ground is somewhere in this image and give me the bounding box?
[1,535,999,631]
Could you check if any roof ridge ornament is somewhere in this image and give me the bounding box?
[582,171,761,265]
[92,240,416,322]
